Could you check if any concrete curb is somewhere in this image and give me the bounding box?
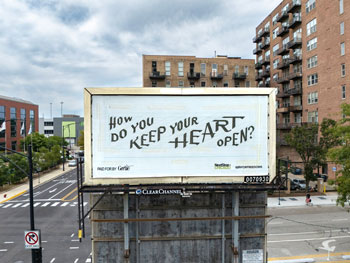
[269,259,315,263]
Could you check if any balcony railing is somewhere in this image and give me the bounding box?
[210,72,223,79]
[187,72,201,80]
[277,10,289,22]
[287,38,302,49]
[277,59,291,69]
[255,73,263,81]
[287,87,302,95]
[277,106,289,113]
[277,26,289,37]
[255,62,263,69]
[277,44,290,56]
[289,71,302,80]
[258,27,270,38]
[289,15,302,28]
[276,75,290,84]
[290,55,302,64]
[261,39,270,49]
[262,69,270,77]
[276,90,291,98]
[253,45,262,55]
[262,57,270,65]
[149,71,166,79]
[233,73,247,79]
[265,81,270,87]
[288,0,301,13]
[277,122,301,130]
[289,105,303,112]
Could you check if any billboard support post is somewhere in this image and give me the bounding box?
[233,191,239,263]
[221,194,226,263]
[123,193,130,260]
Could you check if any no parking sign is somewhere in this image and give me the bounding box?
[24,230,41,249]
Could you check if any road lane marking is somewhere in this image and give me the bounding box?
[21,203,30,207]
[331,218,348,221]
[34,203,41,207]
[51,202,60,207]
[71,239,80,242]
[71,233,75,238]
[83,202,88,206]
[70,202,78,207]
[42,202,51,207]
[268,235,350,243]
[0,249,7,252]
[61,202,70,207]
[3,203,13,208]
[269,229,344,236]
[12,203,23,208]
[50,258,56,263]
[269,252,350,261]
[86,259,92,263]
[70,247,79,249]
[49,188,57,193]
[61,187,78,202]
[0,190,27,204]
[4,241,14,244]
[42,241,48,243]
[74,259,79,263]
[50,183,75,199]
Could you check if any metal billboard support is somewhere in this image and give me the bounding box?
[232,191,239,263]
[123,193,130,261]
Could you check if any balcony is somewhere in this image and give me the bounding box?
[253,36,259,43]
[260,27,270,37]
[277,59,291,69]
[276,75,290,84]
[210,72,223,80]
[255,62,263,69]
[261,39,270,49]
[253,45,262,55]
[277,44,290,56]
[277,26,289,37]
[289,15,302,28]
[277,106,289,113]
[277,122,301,130]
[262,57,270,66]
[265,80,270,87]
[288,0,301,13]
[233,73,247,79]
[287,87,302,95]
[277,10,289,22]
[289,71,302,80]
[287,38,302,49]
[276,90,291,98]
[289,105,303,112]
[149,71,166,79]
[255,73,263,81]
[262,69,270,78]
[187,72,200,80]
[290,55,302,64]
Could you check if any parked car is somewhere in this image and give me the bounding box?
[68,159,77,167]
[292,179,311,191]
[290,167,302,175]
[313,173,328,182]
[290,180,299,191]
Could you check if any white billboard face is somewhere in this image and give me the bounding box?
[91,95,269,178]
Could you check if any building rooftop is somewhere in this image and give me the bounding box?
[0,94,37,105]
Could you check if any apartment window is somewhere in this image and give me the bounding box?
[212,64,218,77]
[201,81,206,87]
[265,50,270,61]
[273,27,279,40]
[11,141,17,151]
[340,22,344,35]
[272,14,278,25]
[178,80,184,87]
[306,0,316,13]
[20,108,26,136]
[308,111,318,123]
[293,28,302,40]
[166,80,171,88]
[200,63,206,76]
[342,85,346,99]
[151,61,157,72]
[341,64,346,77]
[340,0,344,14]
[307,37,317,51]
[306,18,317,36]
[223,82,229,87]
[190,81,195,88]
[44,130,54,135]
[341,42,345,56]
[283,113,290,124]
[244,66,249,75]
[273,59,279,69]
[0,106,5,138]
[283,83,290,92]
[308,73,318,86]
[307,55,318,68]
[44,122,54,126]
[273,44,279,56]
[245,81,250,87]
[224,64,228,76]
[152,81,157,87]
[165,61,171,76]
[234,80,240,87]
[10,107,16,137]
[178,62,184,77]
[294,96,301,106]
[234,65,239,73]
[308,92,318,104]
[273,73,278,81]
[282,37,290,46]
[258,55,263,63]
[295,113,302,123]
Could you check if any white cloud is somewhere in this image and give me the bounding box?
[0,0,281,117]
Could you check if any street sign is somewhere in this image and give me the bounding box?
[332,167,337,172]
[24,230,41,249]
[242,249,263,263]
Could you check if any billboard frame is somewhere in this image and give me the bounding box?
[84,87,276,186]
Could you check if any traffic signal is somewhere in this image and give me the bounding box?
[66,149,70,158]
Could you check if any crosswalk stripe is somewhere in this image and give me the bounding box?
[21,203,30,207]
[12,203,23,208]
[70,202,78,207]
[51,202,60,207]
[3,203,13,208]
[83,202,88,206]
[42,202,50,207]
[61,202,69,207]
[34,203,41,207]
[0,204,3,207]
[86,258,92,262]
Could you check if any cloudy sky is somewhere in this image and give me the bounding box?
[0,0,281,118]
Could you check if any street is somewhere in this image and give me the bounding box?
[0,169,91,263]
[267,206,350,261]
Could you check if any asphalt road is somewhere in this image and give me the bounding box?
[0,169,91,263]
[267,206,350,260]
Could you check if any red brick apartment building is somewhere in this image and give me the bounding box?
[0,95,39,152]
[143,55,255,88]
[254,0,349,175]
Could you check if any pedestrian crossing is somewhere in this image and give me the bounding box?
[0,201,88,209]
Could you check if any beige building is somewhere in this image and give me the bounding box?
[143,55,255,88]
[254,0,349,174]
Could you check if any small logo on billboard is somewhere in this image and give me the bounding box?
[215,163,231,169]
[118,165,132,171]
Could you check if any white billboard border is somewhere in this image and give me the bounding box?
[84,87,276,186]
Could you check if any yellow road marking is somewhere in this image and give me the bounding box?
[61,187,78,202]
[269,252,350,261]
[0,190,27,204]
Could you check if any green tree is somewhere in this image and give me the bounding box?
[0,159,10,187]
[285,119,338,191]
[20,132,48,152]
[48,136,67,150]
[328,103,350,206]
[7,154,29,184]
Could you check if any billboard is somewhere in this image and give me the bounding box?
[84,88,276,185]
[62,121,76,138]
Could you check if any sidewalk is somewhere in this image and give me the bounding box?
[268,192,338,207]
[0,164,75,204]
